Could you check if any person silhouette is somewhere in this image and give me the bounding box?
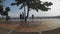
[22,12,24,19]
[6,16,10,21]
[20,13,22,19]
[32,15,34,19]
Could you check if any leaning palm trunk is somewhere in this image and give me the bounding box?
[6,15,8,21]
[6,14,9,22]
[25,6,29,22]
[25,11,29,22]
[24,3,26,22]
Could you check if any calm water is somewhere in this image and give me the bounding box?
[9,19,41,21]
[9,18,60,21]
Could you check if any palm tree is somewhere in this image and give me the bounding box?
[5,7,10,21]
[0,0,4,18]
[0,7,10,21]
[11,0,53,22]
[0,0,10,21]
[0,0,5,3]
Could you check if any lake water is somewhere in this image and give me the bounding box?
[9,19,41,21]
[9,18,60,21]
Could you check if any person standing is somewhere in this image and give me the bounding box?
[32,15,34,19]
[20,13,22,19]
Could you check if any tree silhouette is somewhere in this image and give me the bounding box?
[0,0,5,3]
[0,0,10,21]
[11,0,53,22]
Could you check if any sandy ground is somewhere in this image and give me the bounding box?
[0,21,49,32]
[0,18,60,32]
[40,19,60,30]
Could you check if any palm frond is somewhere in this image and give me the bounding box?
[19,4,24,9]
[5,7,10,11]
[11,3,16,5]
[43,2,53,7]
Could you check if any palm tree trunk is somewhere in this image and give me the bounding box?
[26,8,29,18]
[25,6,29,22]
[6,14,8,21]
[24,4,26,21]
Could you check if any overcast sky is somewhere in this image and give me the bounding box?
[1,0,60,18]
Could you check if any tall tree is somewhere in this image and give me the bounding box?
[11,0,53,22]
[0,0,10,21]
[0,0,5,3]
[0,0,4,18]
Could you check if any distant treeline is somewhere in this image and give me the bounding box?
[0,16,60,19]
[28,16,60,19]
